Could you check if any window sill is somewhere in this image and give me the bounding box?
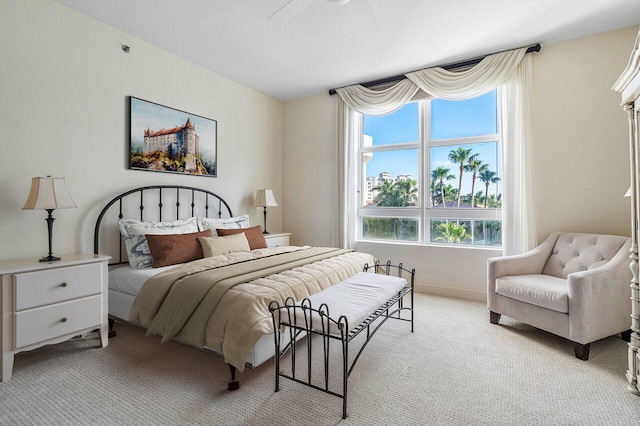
[356,239,503,252]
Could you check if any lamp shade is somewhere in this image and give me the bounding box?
[253,189,278,207]
[23,177,77,210]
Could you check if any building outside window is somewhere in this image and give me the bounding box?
[359,89,502,247]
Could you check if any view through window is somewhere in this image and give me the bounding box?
[359,90,502,246]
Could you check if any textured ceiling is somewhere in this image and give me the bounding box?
[53,0,640,101]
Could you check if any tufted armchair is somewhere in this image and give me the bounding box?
[487,232,632,360]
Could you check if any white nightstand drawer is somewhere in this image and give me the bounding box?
[14,295,102,349]
[265,233,291,247]
[14,263,102,310]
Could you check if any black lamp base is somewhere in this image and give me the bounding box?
[262,206,270,235]
[40,209,60,263]
[39,255,61,262]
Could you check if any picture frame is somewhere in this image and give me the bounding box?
[129,97,217,177]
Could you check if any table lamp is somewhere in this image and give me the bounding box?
[23,176,77,262]
[253,189,278,234]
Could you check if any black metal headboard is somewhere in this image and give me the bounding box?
[94,185,233,265]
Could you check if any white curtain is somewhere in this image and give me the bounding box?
[500,54,536,255]
[336,78,420,249]
[337,100,359,249]
[335,47,535,254]
[405,48,526,100]
[335,79,420,115]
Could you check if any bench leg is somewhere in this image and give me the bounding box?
[342,339,348,419]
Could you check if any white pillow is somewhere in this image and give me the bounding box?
[197,214,250,235]
[198,233,251,258]
[118,217,199,269]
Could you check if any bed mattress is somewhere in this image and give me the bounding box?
[109,264,176,296]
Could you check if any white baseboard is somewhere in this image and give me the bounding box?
[414,282,487,303]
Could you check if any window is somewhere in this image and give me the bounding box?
[359,90,502,246]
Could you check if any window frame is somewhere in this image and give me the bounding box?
[357,89,503,247]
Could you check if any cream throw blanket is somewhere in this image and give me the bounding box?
[129,246,376,370]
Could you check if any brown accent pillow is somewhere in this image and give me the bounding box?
[216,225,268,250]
[146,229,212,268]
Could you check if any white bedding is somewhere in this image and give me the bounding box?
[108,247,378,369]
[109,264,177,296]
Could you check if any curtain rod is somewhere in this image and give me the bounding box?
[328,43,541,95]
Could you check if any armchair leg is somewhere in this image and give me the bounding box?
[621,329,632,342]
[489,311,501,324]
[573,342,590,361]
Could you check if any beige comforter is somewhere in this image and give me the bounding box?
[129,246,376,370]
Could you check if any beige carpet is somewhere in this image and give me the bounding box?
[1,293,638,425]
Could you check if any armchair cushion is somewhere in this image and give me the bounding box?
[495,274,568,313]
[542,233,627,279]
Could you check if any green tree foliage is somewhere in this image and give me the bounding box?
[372,178,418,207]
[465,157,484,207]
[478,167,501,208]
[129,150,212,175]
[433,221,471,244]
[363,217,418,241]
[448,147,473,208]
[430,166,454,207]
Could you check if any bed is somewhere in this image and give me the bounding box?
[93,185,375,388]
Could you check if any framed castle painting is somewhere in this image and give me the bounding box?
[129,97,217,177]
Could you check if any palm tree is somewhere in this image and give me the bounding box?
[395,178,418,206]
[448,147,474,208]
[430,166,455,207]
[465,158,484,208]
[434,221,471,244]
[372,179,396,206]
[373,178,418,207]
[429,180,439,207]
[486,193,502,208]
[478,168,501,208]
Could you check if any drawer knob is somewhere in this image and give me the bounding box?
[60,317,67,323]
[60,282,68,288]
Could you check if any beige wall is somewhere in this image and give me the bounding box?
[283,26,639,301]
[2,0,637,300]
[0,0,284,261]
[531,27,636,240]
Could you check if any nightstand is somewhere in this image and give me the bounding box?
[264,232,291,248]
[0,253,110,382]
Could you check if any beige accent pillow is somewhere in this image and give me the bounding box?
[198,233,251,258]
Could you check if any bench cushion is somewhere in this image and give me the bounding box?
[282,272,407,335]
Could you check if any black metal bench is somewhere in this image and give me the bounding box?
[269,261,415,419]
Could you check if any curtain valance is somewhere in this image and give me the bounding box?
[336,46,528,110]
[335,79,419,116]
[405,47,527,100]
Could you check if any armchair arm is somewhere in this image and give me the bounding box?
[487,232,559,309]
[568,238,632,343]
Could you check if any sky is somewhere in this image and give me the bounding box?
[130,97,217,162]
[363,91,502,196]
